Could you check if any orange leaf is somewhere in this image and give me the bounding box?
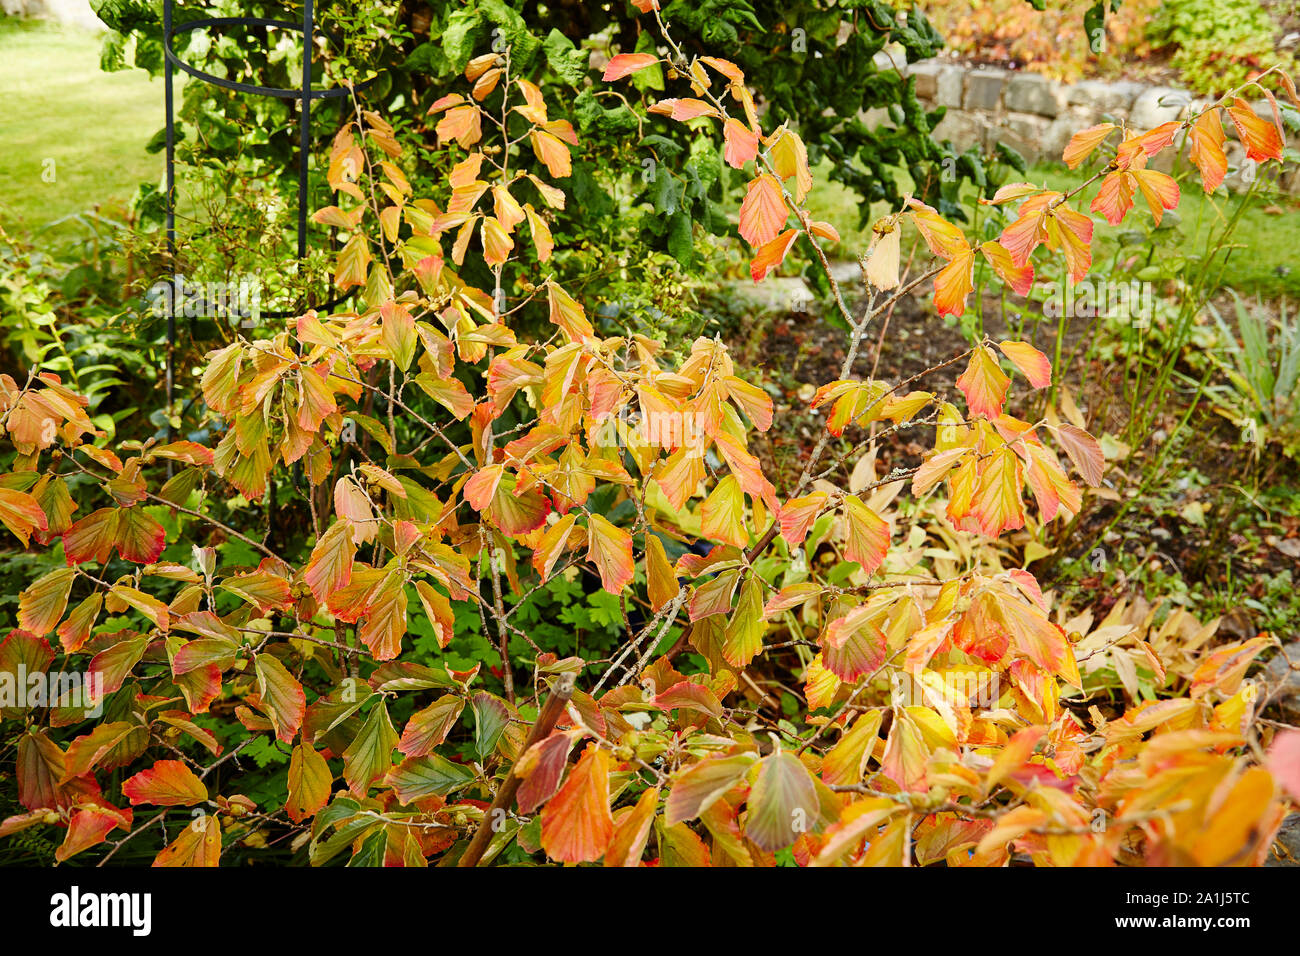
[122,759,208,807]
[750,228,798,281]
[1062,122,1115,169]
[723,118,760,169]
[602,53,659,81]
[997,340,1052,389]
[842,495,889,573]
[956,345,1010,419]
[1189,108,1228,193]
[737,174,788,247]
[933,248,975,318]
[586,515,634,594]
[540,743,615,863]
[1228,98,1283,163]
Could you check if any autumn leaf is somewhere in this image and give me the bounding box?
[122,760,208,806]
[287,743,333,823]
[737,174,788,247]
[586,514,634,594]
[956,345,1011,419]
[1228,98,1284,163]
[1062,122,1115,169]
[602,53,659,81]
[722,118,760,169]
[842,495,889,573]
[997,340,1052,389]
[540,743,615,863]
[1189,108,1228,193]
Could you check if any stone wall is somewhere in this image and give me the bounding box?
[900,59,1299,192]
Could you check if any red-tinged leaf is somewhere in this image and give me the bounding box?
[912,447,970,496]
[487,481,552,537]
[1054,422,1104,487]
[18,567,73,636]
[540,742,615,863]
[62,507,118,565]
[842,495,889,574]
[737,174,788,247]
[17,729,63,810]
[655,680,723,720]
[1228,98,1284,163]
[413,579,455,650]
[436,104,482,147]
[605,786,660,867]
[357,571,407,661]
[57,806,132,863]
[712,431,777,510]
[1189,108,1228,193]
[398,695,464,757]
[1062,122,1115,169]
[749,228,799,281]
[89,634,148,699]
[255,653,305,744]
[778,492,827,546]
[763,582,821,618]
[602,52,659,81]
[516,730,575,814]
[1050,205,1094,284]
[880,710,929,792]
[723,117,760,169]
[647,97,719,121]
[1267,730,1300,803]
[1190,636,1271,698]
[744,750,819,851]
[61,721,137,782]
[1090,169,1135,225]
[956,345,1010,419]
[985,726,1046,793]
[153,814,220,867]
[933,248,975,317]
[0,488,48,548]
[587,515,634,595]
[115,506,166,564]
[57,592,101,654]
[303,520,355,603]
[1131,168,1180,226]
[980,240,1034,296]
[822,604,888,682]
[973,447,1026,537]
[997,340,1052,389]
[122,759,208,807]
[664,753,757,825]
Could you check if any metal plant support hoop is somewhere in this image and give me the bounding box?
[160,0,376,432]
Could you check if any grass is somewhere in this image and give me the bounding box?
[805,157,1300,300]
[0,17,161,239]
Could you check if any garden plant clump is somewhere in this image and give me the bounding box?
[0,0,1298,870]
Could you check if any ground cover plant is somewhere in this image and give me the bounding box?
[0,0,1299,869]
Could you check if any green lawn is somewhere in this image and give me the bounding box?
[805,158,1300,300]
[0,17,161,236]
